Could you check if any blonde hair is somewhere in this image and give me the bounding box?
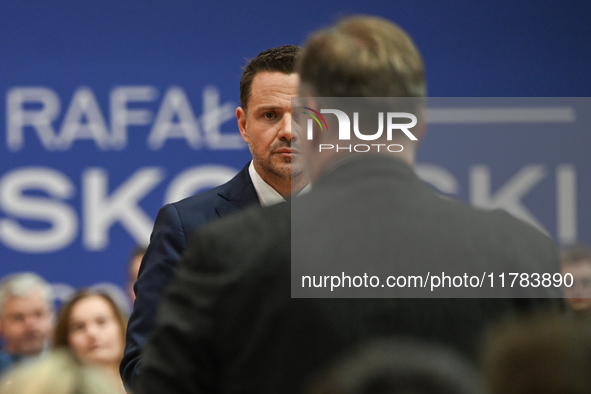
[0,350,122,394]
[297,16,426,98]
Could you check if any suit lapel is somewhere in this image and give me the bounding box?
[215,162,260,218]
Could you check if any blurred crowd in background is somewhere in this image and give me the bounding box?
[0,244,590,393]
[0,245,145,393]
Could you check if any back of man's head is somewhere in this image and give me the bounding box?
[239,45,300,112]
[297,16,425,98]
[306,339,484,394]
[294,16,426,176]
[0,272,53,356]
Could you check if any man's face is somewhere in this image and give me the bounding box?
[0,290,53,356]
[562,261,591,311]
[237,72,302,189]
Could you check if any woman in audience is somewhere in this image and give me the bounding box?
[53,289,128,392]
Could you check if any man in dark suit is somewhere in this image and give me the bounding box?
[136,16,562,394]
[121,45,309,387]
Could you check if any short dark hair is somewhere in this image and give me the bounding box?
[239,45,299,112]
[297,16,425,98]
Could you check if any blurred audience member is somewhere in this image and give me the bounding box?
[0,272,54,376]
[307,339,486,394]
[53,290,127,391]
[560,244,591,313]
[127,246,146,304]
[481,315,591,394]
[0,349,123,394]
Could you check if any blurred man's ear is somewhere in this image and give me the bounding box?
[415,122,427,144]
[236,107,248,144]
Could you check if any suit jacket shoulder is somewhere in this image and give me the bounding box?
[291,155,560,298]
[170,161,260,240]
[121,161,259,387]
[136,156,563,394]
[137,202,293,394]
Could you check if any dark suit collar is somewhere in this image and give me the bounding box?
[215,161,260,218]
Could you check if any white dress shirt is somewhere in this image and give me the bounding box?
[248,161,310,206]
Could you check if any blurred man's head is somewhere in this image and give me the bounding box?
[297,16,425,99]
[295,16,427,181]
[306,339,484,394]
[482,315,591,394]
[560,245,591,312]
[236,45,307,197]
[0,273,54,357]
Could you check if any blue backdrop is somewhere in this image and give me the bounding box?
[1,0,589,308]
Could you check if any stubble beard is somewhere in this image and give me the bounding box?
[17,334,46,356]
[249,141,303,180]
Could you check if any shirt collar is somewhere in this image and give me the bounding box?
[249,161,286,207]
[249,161,311,206]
